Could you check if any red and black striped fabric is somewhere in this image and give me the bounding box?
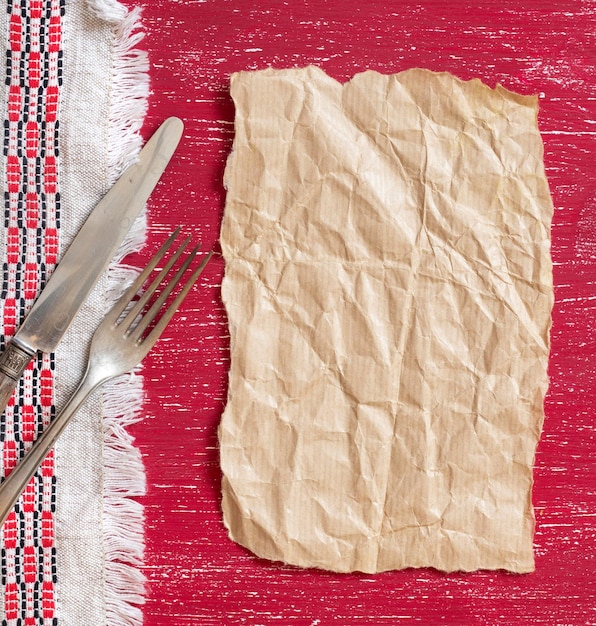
[1,0,64,623]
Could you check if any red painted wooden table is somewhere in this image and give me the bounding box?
[120,1,596,624]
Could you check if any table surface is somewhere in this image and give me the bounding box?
[118,1,596,624]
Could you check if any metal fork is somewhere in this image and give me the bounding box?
[0,229,211,525]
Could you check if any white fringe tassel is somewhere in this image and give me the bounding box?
[103,370,147,626]
[87,2,150,625]
[87,0,128,23]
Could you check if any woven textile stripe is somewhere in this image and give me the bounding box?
[1,0,63,624]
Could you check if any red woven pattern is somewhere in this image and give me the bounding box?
[1,0,63,623]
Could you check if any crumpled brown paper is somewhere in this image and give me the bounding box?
[218,66,553,573]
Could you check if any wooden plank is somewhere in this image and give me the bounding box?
[122,0,596,623]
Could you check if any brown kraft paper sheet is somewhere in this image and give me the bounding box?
[218,66,553,573]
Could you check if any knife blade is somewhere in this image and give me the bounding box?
[0,116,184,415]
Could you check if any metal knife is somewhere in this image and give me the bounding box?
[0,116,184,415]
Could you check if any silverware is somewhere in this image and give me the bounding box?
[0,229,211,525]
[0,117,185,416]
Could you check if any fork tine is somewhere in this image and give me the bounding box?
[119,234,192,334]
[129,241,203,342]
[142,250,213,348]
[108,227,182,323]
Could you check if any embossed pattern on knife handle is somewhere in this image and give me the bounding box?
[0,341,35,415]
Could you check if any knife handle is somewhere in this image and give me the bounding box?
[0,341,35,415]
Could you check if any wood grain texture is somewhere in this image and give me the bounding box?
[118,1,596,623]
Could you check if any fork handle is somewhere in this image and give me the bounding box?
[0,341,36,417]
[0,369,103,526]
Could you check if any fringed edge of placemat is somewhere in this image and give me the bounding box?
[88,1,150,624]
